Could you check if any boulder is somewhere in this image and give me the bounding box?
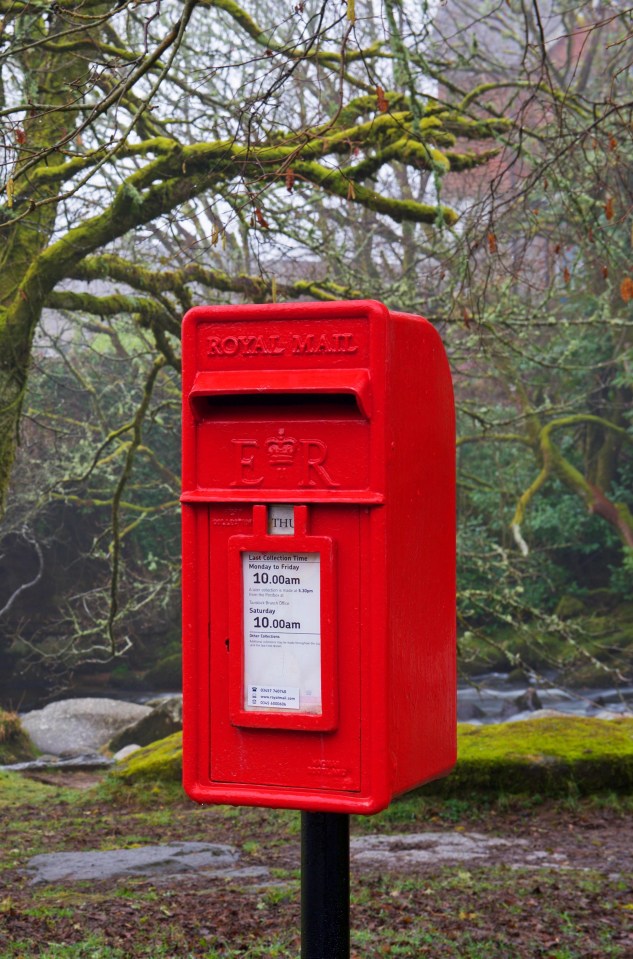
[108,696,182,752]
[21,698,152,756]
[505,708,568,723]
[111,731,183,783]
[113,744,142,762]
[514,687,543,712]
[457,700,487,722]
[500,686,543,719]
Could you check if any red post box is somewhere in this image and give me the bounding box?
[181,299,455,814]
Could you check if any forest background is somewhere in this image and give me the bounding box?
[0,0,631,704]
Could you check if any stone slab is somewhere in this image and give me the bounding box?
[351,831,567,868]
[27,841,239,884]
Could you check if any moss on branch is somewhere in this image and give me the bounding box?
[205,0,386,68]
[294,159,458,225]
[45,290,179,337]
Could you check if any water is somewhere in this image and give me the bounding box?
[459,673,633,723]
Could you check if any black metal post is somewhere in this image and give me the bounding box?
[301,811,350,959]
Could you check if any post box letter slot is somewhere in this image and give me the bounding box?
[228,505,337,732]
[189,369,372,419]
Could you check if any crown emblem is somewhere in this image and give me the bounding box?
[266,428,297,467]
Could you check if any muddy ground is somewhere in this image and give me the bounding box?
[0,771,631,958]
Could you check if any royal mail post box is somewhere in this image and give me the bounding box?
[181,299,455,814]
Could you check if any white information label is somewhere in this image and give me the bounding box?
[243,552,321,713]
[247,685,300,709]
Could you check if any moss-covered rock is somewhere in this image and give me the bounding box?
[555,595,586,620]
[111,731,183,783]
[0,709,37,764]
[110,717,633,798]
[424,716,633,797]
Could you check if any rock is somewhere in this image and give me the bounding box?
[26,841,240,884]
[427,715,633,797]
[507,668,530,683]
[21,698,152,756]
[457,701,487,722]
[108,696,182,752]
[144,694,182,711]
[350,831,565,869]
[113,744,142,762]
[591,709,633,721]
[514,687,542,712]
[505,708,569,723]
[3,754,112,772]
[111,731,183,783]
[500,687,542,719]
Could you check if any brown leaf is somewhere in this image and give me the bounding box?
[554,243,561,254]
[376,86,389,113]
[620,276,633,302]
[605,197,614,220]
[255,208,270,229]
[15,128,26,145]
[609,136,617,151]
[285,169,295,192]
[602,265,608,279]
[563,266,571,284]
[487,232,497,254]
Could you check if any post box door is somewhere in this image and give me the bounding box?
[208,503,364,793]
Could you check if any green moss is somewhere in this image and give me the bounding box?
[555,595,586,620]
[0,771,79,806]
[110,731,183,785]
[0,709,37,764]
[423,717,633,797]
[111,718,633,799]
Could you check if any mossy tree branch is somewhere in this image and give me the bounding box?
[511,415,633,551]
[0,2,508,516]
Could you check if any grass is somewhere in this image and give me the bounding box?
[0,710,36,765]
[1,758,632,959]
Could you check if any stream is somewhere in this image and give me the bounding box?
[3,677,632,774]
[458,673,633,723]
